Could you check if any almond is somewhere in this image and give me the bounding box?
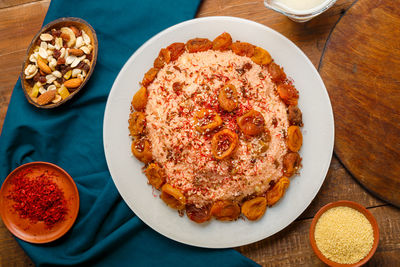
[69,48,84,56]
[37,58,52,74]
[36,90,56,105]
[70,26,81,37]
[64,78,82,88]
[60,32,70,42]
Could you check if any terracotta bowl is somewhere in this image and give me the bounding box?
[0,162,79,243]
[309,200,379,267]
[21,17,98,108]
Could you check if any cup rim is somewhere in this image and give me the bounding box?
[264,0,337,18]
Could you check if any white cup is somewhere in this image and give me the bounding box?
[264,0,337,22]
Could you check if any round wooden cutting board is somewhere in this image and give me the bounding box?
[319,0,400,207]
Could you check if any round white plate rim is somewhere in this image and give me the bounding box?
[103,16,334,248]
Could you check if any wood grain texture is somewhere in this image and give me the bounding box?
[0,0,399,266]
[0,1,48,266]
[0,0,50,134]
[198,0,357,67]
[298,157,384,220]
[0,0,40,9]
[319,0,400,207]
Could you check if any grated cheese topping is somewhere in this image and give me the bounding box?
[145,50,289,207]
[314,206,374,264]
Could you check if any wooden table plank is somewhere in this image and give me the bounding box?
[319,0,400,207]
[0,0,399,266]
[0,0,50,134]
[198,0,357,67]
[0,0,40,9]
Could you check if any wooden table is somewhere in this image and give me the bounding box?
[1,0,399,266]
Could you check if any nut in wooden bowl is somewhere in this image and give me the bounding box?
[21,17,98,108]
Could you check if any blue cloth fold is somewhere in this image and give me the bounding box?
[0,0,260,266]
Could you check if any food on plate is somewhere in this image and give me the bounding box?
[131,86,148,111]
[194,109,222,133]
[131,139,152,163]
[218,84,238,112]
[241,197,267,221]
[251,47,272,65]
[237,109,265,136]
[128,112,146,136]
[277,83,299,106]
[145,163,166,190]
[211,129,238,160]
[210,200,241,221]
[186,203,212,223]
[23,24,94,106]
[231,41,255,57]
[287,125,303,152]
[186,38,213,53]
[160,184,186,210]
[266,177,290,206]
[128,32,303,223]
[283,152,301,177]
[212,32,232,51]
[288,105,303,126]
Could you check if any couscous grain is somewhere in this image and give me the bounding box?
[314,206,374,264]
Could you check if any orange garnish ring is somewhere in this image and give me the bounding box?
[211,129,238,160]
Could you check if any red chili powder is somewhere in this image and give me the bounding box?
[7,168,68,228]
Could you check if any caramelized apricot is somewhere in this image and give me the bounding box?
[160,184,186,210]
[277,83,299,106]
[258,131,271,154]
[288,105,303,126]
[268,62,286,84]
[210,200,240,221]
[145,163,166,189]
[194,109,222,133]
[142,67,159,87]
[241,197,267,221]
[186,38,212,53]
[267,177,290,206]
[131,138,152,163]
[212,32,232,51]
[287,125,302,152]
[251,47,272,66]
[131,86,148,111]
[186,204,212,223]
[283,152,301,177]
[237,110,265,136]
[231,41,255,57]
[153,48,171,69]
[211,129,238,160]
[128,111,146,136]
[218,84,238,112]
[166,42,186,61]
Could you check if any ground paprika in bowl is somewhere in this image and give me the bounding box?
[0,162,79,243]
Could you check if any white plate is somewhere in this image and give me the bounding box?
[103,16,334,248]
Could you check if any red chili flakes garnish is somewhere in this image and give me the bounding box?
[7,168,68,228]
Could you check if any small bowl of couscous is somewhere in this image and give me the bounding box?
[309,200,379,267]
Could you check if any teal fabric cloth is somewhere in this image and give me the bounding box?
[0,0,260,266]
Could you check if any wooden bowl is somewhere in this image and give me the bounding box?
[309,200,379,267]
[20,17,98,109]
[0,162,80,243]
